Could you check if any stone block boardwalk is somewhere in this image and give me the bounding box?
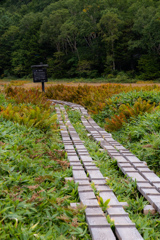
[52,99,160,239]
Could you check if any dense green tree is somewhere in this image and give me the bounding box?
[0,0,160,79]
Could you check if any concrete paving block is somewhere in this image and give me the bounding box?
[80,155,93,162]
[123,167,137,172]
[113,156,129,162]
[81,199,100,207]
[88,170,105,180]
[125,156,141,163]
[75,180,90,185]
[137,182,153,191]
[114,145,126,150]
[99,192,121,207]
[83,162,96,167]
[118,163,133,168]
[132,162,147,167]
[69,162,82,166]
[72,170,88,180]
[153,183,160,191]
[62,137,71,141]
[64,145,75,150]
[141,172,160,183]
[103,145,115,150]
[96,185,113,192]
[143,205,156,215]
[85,207,104,216]
[78,185,93,192]
[126,172,147,182]
[115,226,143,240]
[92,180,107,185]
[67,155,79,162]
[107,207,128,217]
[75,145,86,149]
[137,167,152,172]
[140,188,159,196]
[86,216,110,227]
[79,191,96,201]
[72,166,84,170]
[84,166,99,171]
[147,195,160,213]
[112,216,134,226]
[90,227,116,240]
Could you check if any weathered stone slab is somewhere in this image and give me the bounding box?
[118,163,133,168]
[125,156,141,163]
[90,227,116,240]
[75,145,86,149]
[114,145,126,150]
[143,205,156,215]
[141,172,160,183]
[96,185,113,192]
[78,185,93,192]
[115,226,143,240]
[88,170,105,180]
[79,191,96,201]
[85,207,104,216]
[126,172,147,182]
[67,156,79,161]
[137,167,152,172]
[69,162,82,166]
[64,145,75,150]
[86,216,110,227]
[92,180,107,185]
[84,166,99,171]
[112,216,135,226]
[99,192,121,207]
[113,156,129,163]
[75,180,90,185]
[81,199,99,207]
[103,145,115,150]
[123,167,137,173]
[147,195,160,213]
[72,170,88,180]
[107,207,128,217]
[137,182,153,190]
[72,166,84,170]
[80,155,93,162]
[153,183,160,191]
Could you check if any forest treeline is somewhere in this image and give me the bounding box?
[1,0,160,79]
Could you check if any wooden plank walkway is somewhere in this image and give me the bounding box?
[54,102,144,240]
[52,99,160,215]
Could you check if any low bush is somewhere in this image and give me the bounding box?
[0,103,57,132]
[5,86,50,109]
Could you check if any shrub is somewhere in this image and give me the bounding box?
[0,103,57,132]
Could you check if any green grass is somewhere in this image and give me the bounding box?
[0,95,91,240]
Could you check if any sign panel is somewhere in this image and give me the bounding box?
[33,69,48,83]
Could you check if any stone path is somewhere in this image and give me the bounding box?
[54,102,144,240]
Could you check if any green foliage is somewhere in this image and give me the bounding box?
[1,0,160,79]
[0,96,91,239]
[5,86,50,109]
[0,103,57,132]
[105,97,155,131]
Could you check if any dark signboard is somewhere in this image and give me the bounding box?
[33,68,48,83]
